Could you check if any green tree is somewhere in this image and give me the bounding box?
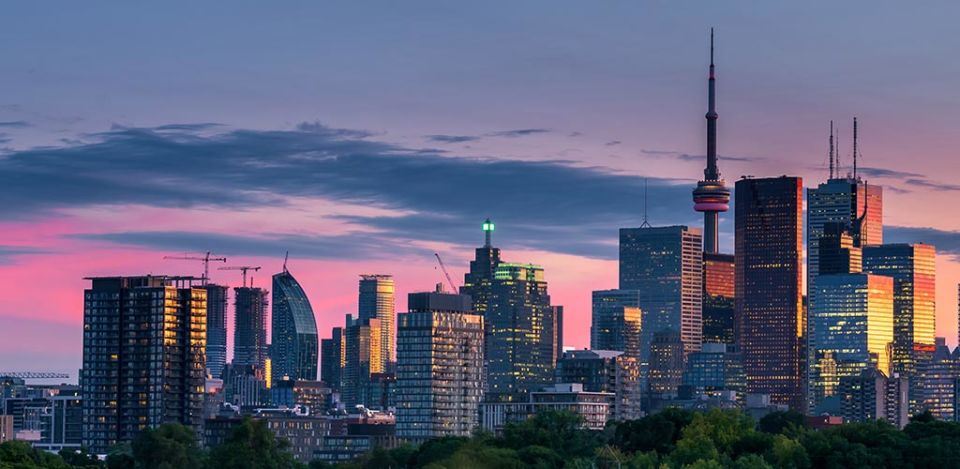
[105,442,134,469]
[609,408,694,455]
[731,454,773,469]
[207,417,302,469]
[58,447,101,468]
[0,440,70,468]
[767,434,809,469]
[757,411,807,435]
[500,410,599,460]
[130,423,204,469]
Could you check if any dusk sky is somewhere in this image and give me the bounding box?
[3,1,960,377]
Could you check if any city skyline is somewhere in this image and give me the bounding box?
[6,2,960,377]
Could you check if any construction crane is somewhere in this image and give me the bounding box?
[433,253,457,293]
[0,372,70,379]
[219,266,261,287]
[163,251,227,283]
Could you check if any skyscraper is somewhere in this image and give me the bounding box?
[692,29,730,255]
[461,219,502,337]
[863,244,936,374]
[271,267,319,382]
[81,276,206,454]
[619,225,703,359]
[233,286,269,371]
[591,289,642,359]
[342,316,383,407]
[358,275,395,366]
[204,284,229,379]
[396,288,484,441]
[735,176,805,410]
[320,327,343,391]
[647,331,686,396]
[702,253,735,345]
[486,262,555,400]
[810,273,894,405]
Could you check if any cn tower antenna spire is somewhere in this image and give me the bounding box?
[692,27,730,254]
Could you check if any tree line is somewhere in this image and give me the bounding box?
[4,409,960,468]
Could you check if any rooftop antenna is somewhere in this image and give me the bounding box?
[283,250,289,273]
[482,218,495,248]
[829,120,835,180]
[852,117,859,180]
[641,178,652,228]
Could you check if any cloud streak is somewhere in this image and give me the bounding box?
[1,122,701,260]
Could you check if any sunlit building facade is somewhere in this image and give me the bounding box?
[863,244,936,375]
[396,290,483,441]
[810,273,894,405]
[271,269,319,382]
[735,176,805,410]
[702,253,735,345]
[619,225,703,361]
[359,274,395,366]
[485,263,555,400]
[81,276,206,454]
[342,317,383,408]
[590,289,642,359]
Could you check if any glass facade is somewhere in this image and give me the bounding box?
[342,317,382,407]
[590,289,642,360]
[358,275,395,367]
[863,244,936,375]
[682,343,745,397]
[81,276,206,454]
[485,263,556,400]
[811,273,894,405]
[702,253,735,345]
[204,284,229,379]
[735,176,805,410]
[271,269,319,382]
[320,327,343,391]
[396,291,483,441]
[233,287,269,371]
[619,225,703,363]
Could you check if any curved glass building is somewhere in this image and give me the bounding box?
[271,268,319,382]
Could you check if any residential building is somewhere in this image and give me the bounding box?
[555,350,642,421]
[396,289,484,441]
[233,286,269,371]
[320,327,343,391]
[359,275,395,367]
[590,290,642,359]
[205,284,229,379]
[81,276,206,454]
[271,267,319,382]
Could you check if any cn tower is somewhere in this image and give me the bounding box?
[692,28,730,254]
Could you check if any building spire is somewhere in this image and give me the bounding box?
[692,27,730,254]
[482,218,495,248]
[641,178,652,228]
[705,27,719,180]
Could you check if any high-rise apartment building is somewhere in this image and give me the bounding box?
[359,275,395,366]
[271,267,319,382]
[555,350,642,421]
[342,317,383,407]
[863,244,936,374]
[396,289,484,441]
[838,367,909,429]
[619,225,703,360]
[204,284,229,379]
[735,176,805,410]
[810,273,894,405]
[81,276,206,454]
[233,286,269,371]
[702,253,735,345]
[320,327,343,391]
[591,289,642,359]
[486,263,555,400]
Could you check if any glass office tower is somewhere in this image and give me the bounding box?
[735,176,805,410]
[271,268,319,382]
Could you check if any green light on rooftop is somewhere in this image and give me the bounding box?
[483,221,495,231]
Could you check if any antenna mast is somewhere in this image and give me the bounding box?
[829,121,835,179]
[852,117,859,179]
[641,178,652,228]
[283,251,289,273]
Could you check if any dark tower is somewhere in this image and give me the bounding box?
[692,28,731,254]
